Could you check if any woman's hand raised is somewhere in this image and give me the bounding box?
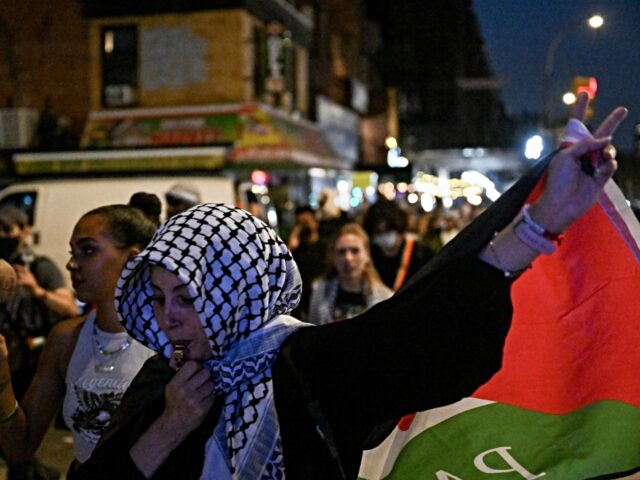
[529,93,628,234]
[479,93,628,277]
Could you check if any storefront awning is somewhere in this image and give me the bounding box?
[13,147,227,175]
[80,102,347,170]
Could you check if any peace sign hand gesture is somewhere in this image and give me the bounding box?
[529,92,628,234]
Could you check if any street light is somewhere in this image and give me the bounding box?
[588,15,604,29]
[542,14,604,129]
[563,92,577,105]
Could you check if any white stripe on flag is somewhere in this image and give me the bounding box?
[358,398,494,480]
[602,180,640,262]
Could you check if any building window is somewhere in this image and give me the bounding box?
[254,21,297,111]
[101,25,138,108]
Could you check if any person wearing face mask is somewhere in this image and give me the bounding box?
[0,206,79,479]
[363,200,435,291]
[0,206,79,392]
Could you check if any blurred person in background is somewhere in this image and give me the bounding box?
[363,199,435,291]
[287,206,319,251]
[438,211,461,246]
[308,223,392,325]
[288,206,325,321]
[0,194,160,476]
[316,189,351,245]
[0,206,79,479]
[0,205,78,398]
[165,182,202,220]
[0,260,16,305]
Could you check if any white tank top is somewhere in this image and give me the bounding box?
[63,311,155,462]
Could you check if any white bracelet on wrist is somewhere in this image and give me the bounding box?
[513,205,564,255]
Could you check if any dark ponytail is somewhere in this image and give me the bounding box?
[128,192,162,227]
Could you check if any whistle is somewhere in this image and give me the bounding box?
[173,344,186,369]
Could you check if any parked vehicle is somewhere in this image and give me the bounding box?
[0,176,236,278]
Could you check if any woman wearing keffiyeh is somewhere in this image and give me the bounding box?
[73,96,626,479]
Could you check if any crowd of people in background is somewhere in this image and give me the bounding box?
[0,95,623,478]
[0,178,492,478]
[289,193,486,322]
[68,95,624,478]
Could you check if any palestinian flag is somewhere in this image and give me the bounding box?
[359,160,640,479]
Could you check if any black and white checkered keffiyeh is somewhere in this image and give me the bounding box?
[115,203,308,479]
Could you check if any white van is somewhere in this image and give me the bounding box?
[0,176,237,278]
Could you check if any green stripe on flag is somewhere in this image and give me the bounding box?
[364,400,640,480]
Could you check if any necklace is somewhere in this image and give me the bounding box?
[93,322,132,373]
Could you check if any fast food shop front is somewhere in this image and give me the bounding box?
[78,102,350,232]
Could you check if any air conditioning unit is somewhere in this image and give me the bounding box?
[0,108,39,149]
[104,84,137,107]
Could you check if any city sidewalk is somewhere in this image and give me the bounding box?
[0,425,75,480]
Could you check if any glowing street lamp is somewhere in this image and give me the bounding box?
[588,15,604,28]
[542,15,604,128]
[562,92,577,105]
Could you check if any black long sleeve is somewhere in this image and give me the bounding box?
[275,255,514,478]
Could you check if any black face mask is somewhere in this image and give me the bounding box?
[0,236,20,262]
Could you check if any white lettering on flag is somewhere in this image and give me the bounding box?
[474,446,546,479]
[435,472,464,480]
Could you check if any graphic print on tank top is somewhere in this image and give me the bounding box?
[70,379,128,444]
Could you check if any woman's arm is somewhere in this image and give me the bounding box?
[14,264,79,318]
[38,286,79,318]
[0,316,82,462]
[287,255,514,426]
[284,96,629,432]
[479,96,627,276]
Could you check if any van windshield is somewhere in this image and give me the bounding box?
[0,191,37,226]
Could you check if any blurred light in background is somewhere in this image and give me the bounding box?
[588,14,604,29]
[387,146,409,168]
[251,169,269,185]
[308,168,327,178]
[384,136,398,149]
[420,193,435,212]
[524,135,544,161]
[461,170,500,201]
[251,184,269,195]
[562,92,576,105]
[267,209,278,227]
[104,31,114,53]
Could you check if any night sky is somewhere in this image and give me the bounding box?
[472,0,640,152]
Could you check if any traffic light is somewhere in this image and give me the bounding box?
[572,76,598,99]
[572,76,597,119]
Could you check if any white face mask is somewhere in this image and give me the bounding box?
[373,231,399,250]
